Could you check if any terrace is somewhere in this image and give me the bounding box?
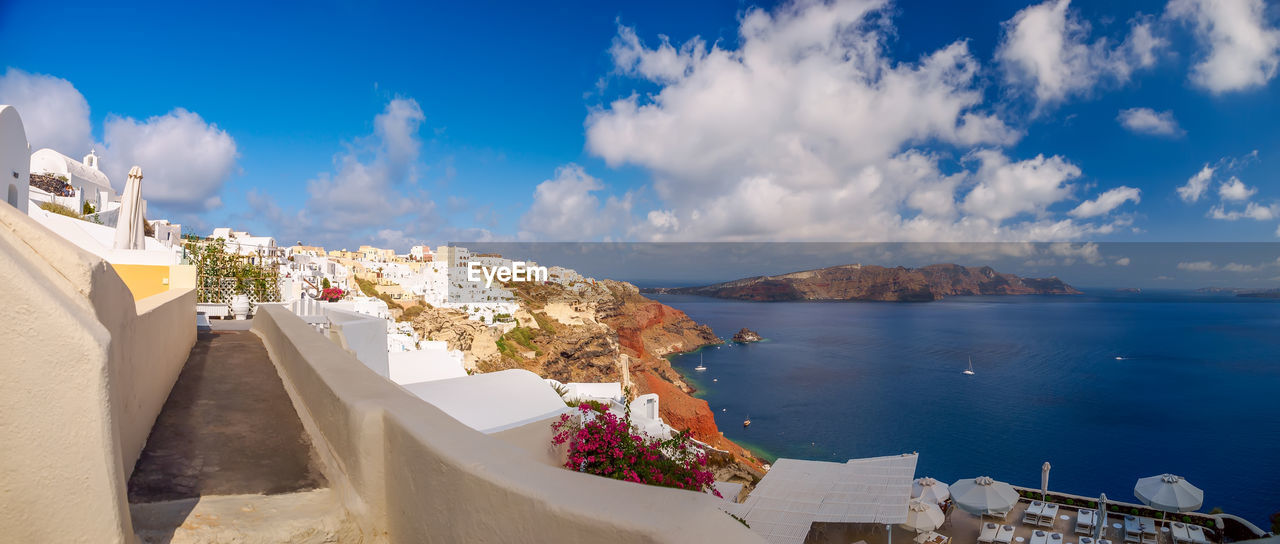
[801,488,1265,544]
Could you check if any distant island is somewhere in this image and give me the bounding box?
[732,328,762,343]
[1197,287,1280,299]
[642,263,1081,302]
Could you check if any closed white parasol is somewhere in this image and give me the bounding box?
[113,166,145,250]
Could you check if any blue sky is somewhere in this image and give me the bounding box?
[2,0,1279,258]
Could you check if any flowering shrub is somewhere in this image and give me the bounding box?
[551,403,720,497]
[320,287,346,302]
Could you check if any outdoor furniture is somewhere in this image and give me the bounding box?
[1170,524,1191,544]
[1124,516,1142,543]
[1081,537,1095,544]
[1040,504,1061,528]
[1186,525,1208,544]
[1031,530,1050,544]
[1025,501,1046,525]
[915,531,951,544]
[1050,532,1065,544]
[997,524,1016,544]
[1077,509,1098,535]
[980,522,1000,544]
[1140,518,1157,544]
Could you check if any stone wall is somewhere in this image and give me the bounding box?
[251,305,764,543]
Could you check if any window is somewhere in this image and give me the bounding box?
[6,183,16,208]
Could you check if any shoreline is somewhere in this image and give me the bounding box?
[661,342,778,466]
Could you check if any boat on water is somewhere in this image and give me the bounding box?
[963,356,975,375]
[743,414,751,427]
[694,352,707,372]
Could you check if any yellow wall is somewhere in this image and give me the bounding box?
[110,264,170,300]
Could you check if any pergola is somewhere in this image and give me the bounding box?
[724,453,919,544]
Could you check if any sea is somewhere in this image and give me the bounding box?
[654,291,1280,527]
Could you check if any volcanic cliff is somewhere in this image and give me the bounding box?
[407,278,767,480]
[648,263,1081,302]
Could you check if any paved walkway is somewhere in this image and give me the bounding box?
[128,330,327,502]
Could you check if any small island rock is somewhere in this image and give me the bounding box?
[732,328,762,343]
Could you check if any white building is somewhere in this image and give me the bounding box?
[409,244,432,261]
[29,148,119,213]
[210,227,277,257]
[0,105,29,213]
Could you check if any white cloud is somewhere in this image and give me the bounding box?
[961,150,1081,222]
[584,1,1127,242]
[1217,176,1256,201]
[249,97,440,249]
[1070,186,1141,218]
[996,0,1165,109]
[1209,201,1279,220]
[0,69,239,214]
[1177,165,1215,202]
[519,164,632,241]
[1177,260,1216,271]
[0,68,92,156]
[610,25,706,84]
[1222,262,1259,272]
[1117,107,1183,136]
[1115,257,1131,266]
[100,109,238,211]
[1168,0,1280,93]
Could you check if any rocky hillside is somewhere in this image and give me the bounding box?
[647,263,1080,302]
[407,279,767,479]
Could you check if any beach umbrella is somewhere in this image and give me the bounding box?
[1135,474,1203,512]
[112,165,145,250]
[913,477,951,504]
[1041,462,1051,500]
[902,499,946,533]
[1095,493,1109,541]
[951,476,1020,517]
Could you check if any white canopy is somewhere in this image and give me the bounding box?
[902,499,946,533]
[913,477,951,504]
[724,453,919,544]
[950,476,1020,517]
[1134,474,1203,512]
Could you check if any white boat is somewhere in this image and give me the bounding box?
[695,352,707,372]
[963,356,975,375]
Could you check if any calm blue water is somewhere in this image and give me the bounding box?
[655,292,1280,526]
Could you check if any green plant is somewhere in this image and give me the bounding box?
[1131,508,1139,515]
[532,311,557,333]
[183,239,281,303]
[727,512,749,528]
[322,277,331,290]
[551,403,719,497]
[39,202,81,218]
[81,201,96,215]
[1066,499,1075,506]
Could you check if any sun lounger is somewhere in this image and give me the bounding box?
[1077,510,1097,535]
[1081,536,1095,544]
[1050,532,1065,544]
[1025,501,1046,525]
[980,522,1000,544]
[1186,525,1208,544]
[1031,529,1050,544]
[1139,518,1157,544]
[1171,522,1191,544]
[1040,504,1061,528]
[996,525,1016,544]
[1124,516,1142,544]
